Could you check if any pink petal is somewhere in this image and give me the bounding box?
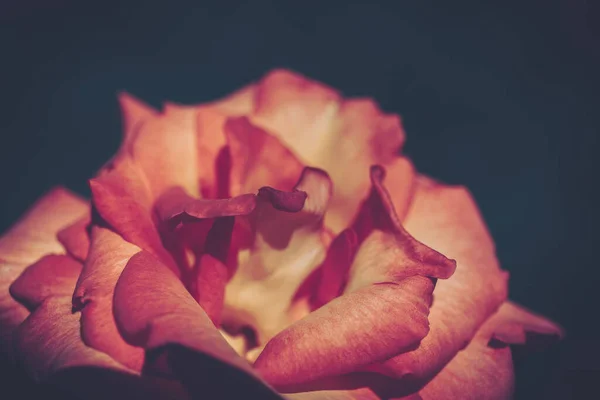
[89,156,177,272]
[253,168,455,388]
[10,254,82,310]
[73,226,145,371]
[113,250,284,399]
[0,187,88,352]
[225,116,304,196]
[57,215,91,261]
[416,300,562,400]
[210,84,257,116]
[223,168,330,344]
[382,157,416,221]
[249,69,406,233]
[117,92,158,152]
[196,108,228,198]
[15,296,132,382]
[370,176,509,388]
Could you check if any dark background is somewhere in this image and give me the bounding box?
[1,1,598,398]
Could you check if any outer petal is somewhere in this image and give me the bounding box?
[250,69,406,232]
[254,168,455,388]
[72,226,145,371]
[10,254,82,311]
[113,250,284,399]
[57,215,91,261]
[0,187,88,352]
[419,301,562,399]
[371,176,509,388]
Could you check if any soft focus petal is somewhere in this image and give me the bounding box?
[371,176,509,389]
[117,92,158,151]
[417,300,562,400]
[254,168,455,388]
[250,69,406,232]
[196,107,228,198]
[73,226,145,371]
[224,168,330,344]
[10,254,82,310]
[225,116,304,196]
[57,215,91,261]
[382,157,416,221]
[0,187,88,353]
[113,250,284,399]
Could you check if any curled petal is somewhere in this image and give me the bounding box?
[113,250,283,399]
[250,69,406,233]
[225,116,304,196]
[0,187,87,352]
[73,226,145,371]
[10,255,82,311]
[254,168,454,387]
[224,169,330,344]
[372,176,509,388]
[57,216,91,261]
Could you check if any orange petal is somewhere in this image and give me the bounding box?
[225,116,304,196]
[254,168,455,388]
[210,83,257,116]
[0,187,87,353]
[57,215,91,261]
[117,92,158,152]
[132,102,199,198]
[371,176,509,388]
[73,226,145,371]
[224,168,330,344]
[10,254,82,311]
[417,300,560,400]
[250,69,406,233]
[382,157,416,221]
[113,250,283,399]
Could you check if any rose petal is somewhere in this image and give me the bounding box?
[113,250,283,399]
[211,84,257,116]
[382,157,416,221]
[10,254,82,311]
[225,116,304,196]
[371,176,509,388]
[254,168,455,388]
[117,92,158,150]
[224,168,330,344]
[14,296,132,382]
[133,102,199,198]
[250,69,406,233]
[57,216,91,261]
[486,301,564,350]
[417,300,557,400]
[0,187,88,265]
[89,156,177,272]
[0,187,87,353]
[196,107,228,198]
[73,226,145,371]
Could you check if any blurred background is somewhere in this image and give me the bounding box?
[0,0,598,398]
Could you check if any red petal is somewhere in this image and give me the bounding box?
[0,187,87,352]
[89,156,177,272]
[117,92,158,152]
[57,215,91,261]
[224,168,330,344]
[10,254,81,311]
[113,250,283,399]
[73,226,145,371]
[225,116,304,196]
[253,168,455,388]
[371,176,509,388]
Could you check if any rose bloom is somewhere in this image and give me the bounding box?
[0,70,562,399]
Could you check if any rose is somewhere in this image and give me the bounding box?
[0,69,562,399]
